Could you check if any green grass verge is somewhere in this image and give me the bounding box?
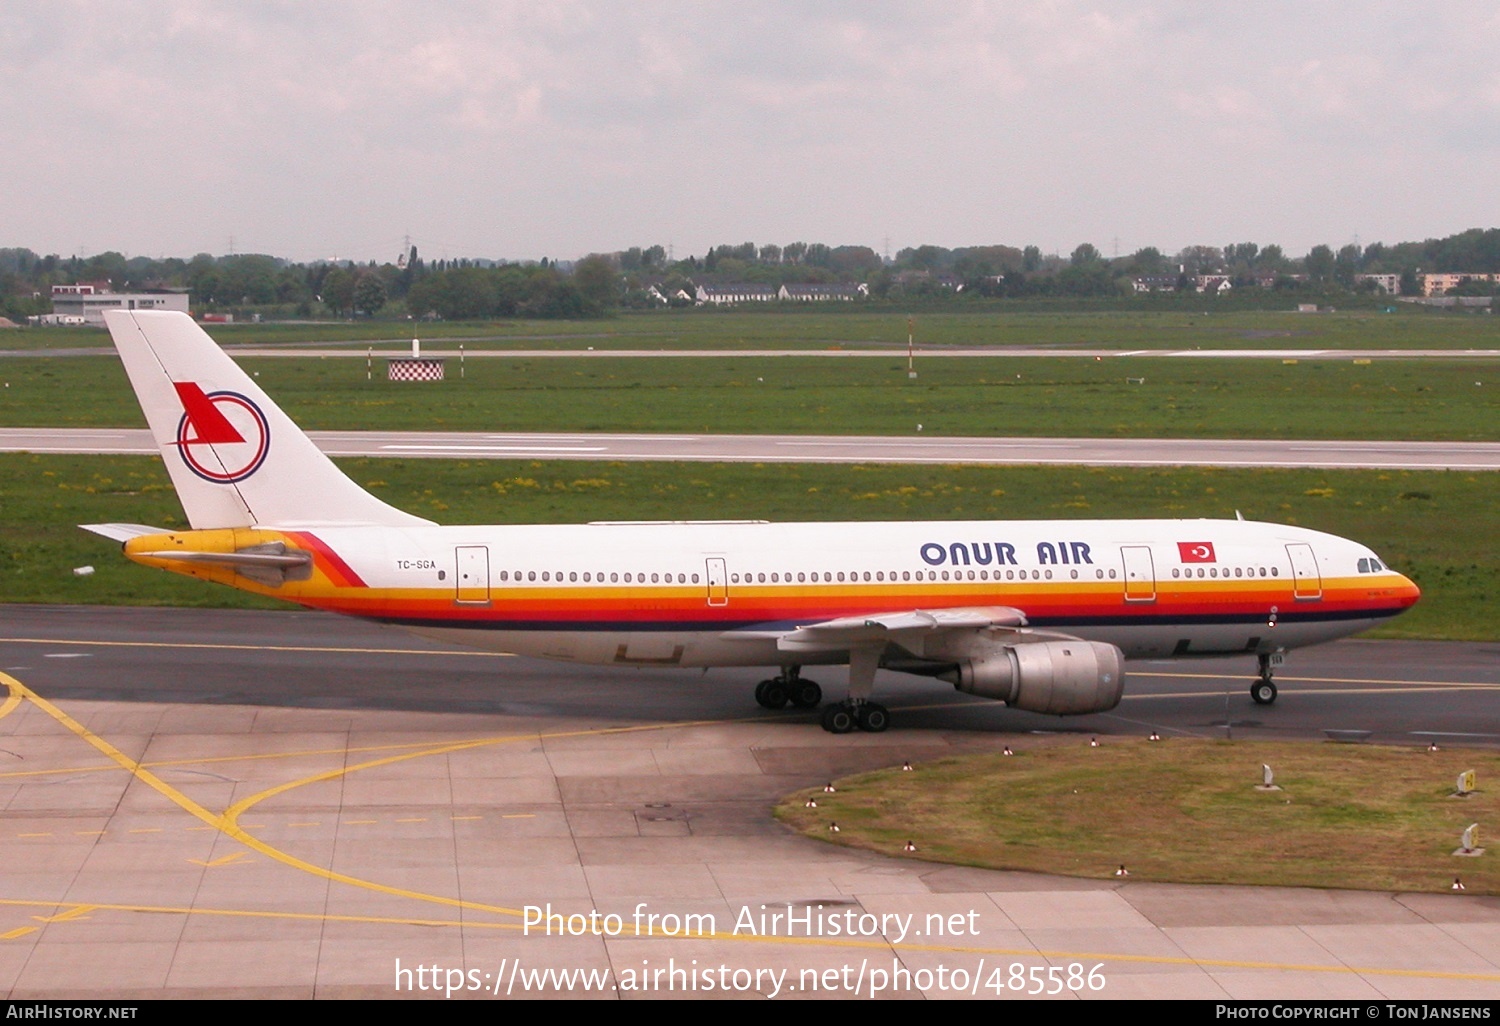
[775,739,1500,894]
[2,354,1495,440]
[4,306,1499,352]
[5,456,1492,639]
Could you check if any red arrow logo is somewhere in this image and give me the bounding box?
[172,382,245,445]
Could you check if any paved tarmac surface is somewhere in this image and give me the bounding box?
[5,427,1499,470]
[1,605,1497,999]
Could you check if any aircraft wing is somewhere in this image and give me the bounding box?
[773,605,1029,653]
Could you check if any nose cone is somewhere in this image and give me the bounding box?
[1393,572,1421,610]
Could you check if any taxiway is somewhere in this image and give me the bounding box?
[1,605,1496,999]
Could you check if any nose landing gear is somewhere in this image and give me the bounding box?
[1251,652,1281,705]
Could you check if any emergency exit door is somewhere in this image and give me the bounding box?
[455,546,490,604]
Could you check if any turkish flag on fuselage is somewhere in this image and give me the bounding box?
[1177,541,1217,563]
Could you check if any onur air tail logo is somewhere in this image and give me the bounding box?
[170,382,270,483]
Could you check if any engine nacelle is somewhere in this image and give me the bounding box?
[938,640,1125,715]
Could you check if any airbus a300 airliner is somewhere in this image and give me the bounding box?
[84,310,1419,733]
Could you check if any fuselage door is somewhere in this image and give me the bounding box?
[705,557,728,607]
[1286,543,1322,601]
[1121,545,1156,602]
[455,545,490,605]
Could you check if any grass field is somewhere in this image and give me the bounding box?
[4,306,1500,352]
[775,739,1500,894]
[5,455,1491,639]
[2,353,1496,440]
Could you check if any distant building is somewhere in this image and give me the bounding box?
[42,284,190,326]
[1131,275,1179,293]
[1419,272,1500,297]
[694,283,776,305]
[1356,273,1402,295]
[777,283,867,302]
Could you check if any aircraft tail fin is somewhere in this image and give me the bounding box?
[103,310,432,530]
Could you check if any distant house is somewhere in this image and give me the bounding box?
[777,283,867,302]
[694,283,776,305]
[1131,276,1179,293]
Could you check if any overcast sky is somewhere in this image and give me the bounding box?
[7,2,1499,264]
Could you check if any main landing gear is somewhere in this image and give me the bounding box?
[1251,652,1280,705]
[819,700,891,734]
[818,646,890,734]
[754,667,823,710]
[756,651,894,734]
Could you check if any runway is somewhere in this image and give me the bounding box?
[1,605,1497,999]
[5,427,1499,470]
[6,344,1500,361]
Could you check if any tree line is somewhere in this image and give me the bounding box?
[4,227,1499,322]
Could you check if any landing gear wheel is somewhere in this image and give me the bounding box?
[1251,680,1278,705]
[760,681,789,709]
[820,703,856,734]
[856,702,890,733]
[789,680,823,709]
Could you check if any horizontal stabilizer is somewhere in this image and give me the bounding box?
[80,523,169,543]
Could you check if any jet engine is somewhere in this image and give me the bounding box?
[937,640,1124,715]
